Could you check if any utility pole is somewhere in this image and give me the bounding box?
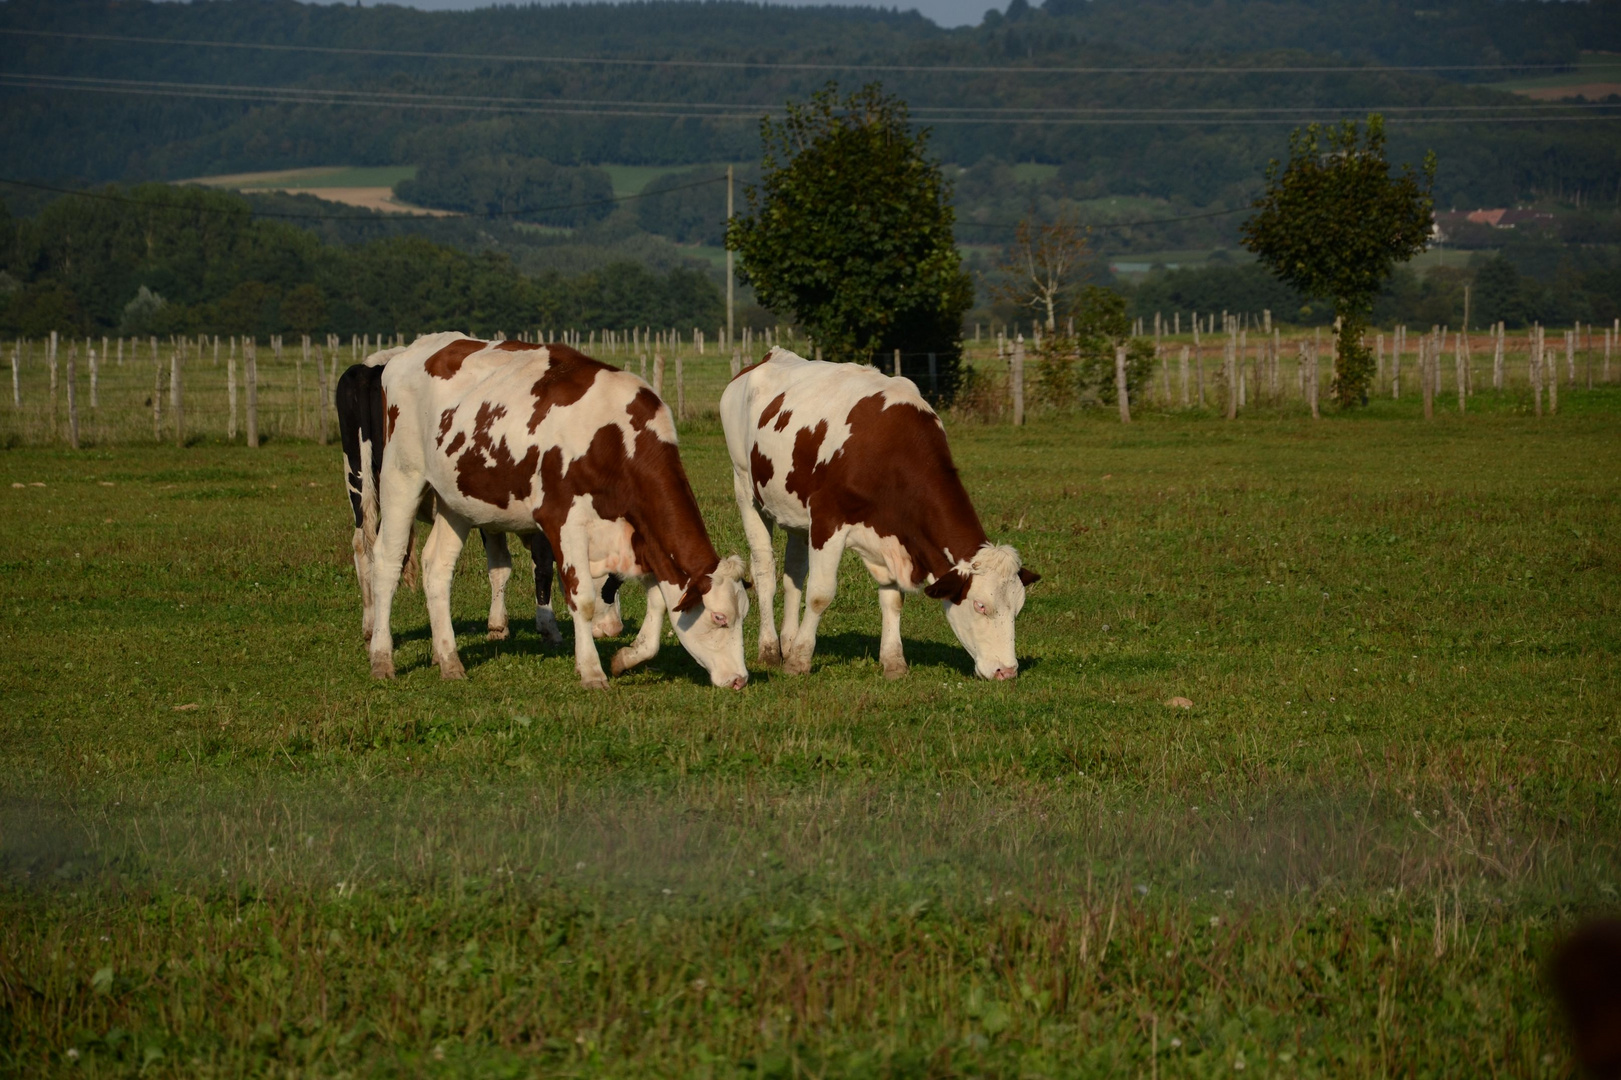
[726,164,735,347]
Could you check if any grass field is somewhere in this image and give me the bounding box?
[2,384,1619,1076]
[1483,52,1621,97]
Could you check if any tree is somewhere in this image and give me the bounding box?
[281,284,328,336]
[1240,115,1435,407]
[991,214,1092,332]
[727,82,973,400]
[1471,255,1527,329]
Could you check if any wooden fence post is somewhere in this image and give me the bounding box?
[652,352,664,397]
[48,331,58,438]
[1225,331,1237,420]
[66,342,79,449]
[675,351,685,420]
[1455,332,1466,415]
[1179,345,1189,407]
[1565,328,1575,386]
[893,348,901,378]
[9,341,17,408]
[89,341,99,409]
[1548,326,1558,415]
[316,341,329,444]
[246,339,259,448]
[1011,336,1025,426]
[298,335,308,437]
[228,339,238,442]
[152,347,163,441]
[172,345,184,446]
[1115,344,1131,424]
[1531,326,1543,417]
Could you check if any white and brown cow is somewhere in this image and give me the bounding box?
[720,348,1038,681]
[369,332,750,689]
[337,353,622,646]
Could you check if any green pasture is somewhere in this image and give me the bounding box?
[2,392,1619,1077]
[597,164,735,198]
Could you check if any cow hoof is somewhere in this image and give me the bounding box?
[439,655,467,680]
[536,614,563,645]
[486,624,510,642]
[579,673,610,691]
[369,654,395,680]
[758,641,782,666]
[882,660,909,680]
[610,648,638,676]
[783,654,812,676]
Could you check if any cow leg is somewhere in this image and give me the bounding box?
[592,575,625,638]
[783,533,843,676]
[780,528,809,662]
[483,530,512,641]
[558,525,608,689]
[611,578,665,676]
[423,509,470,680]
[734,472,780,665]
[525,533,564,645]
[368,469,427,679]
[876,584,907,679]
[353,525,374,644]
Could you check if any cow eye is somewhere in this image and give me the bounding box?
[712,612,728,628]
[974,600,989,616]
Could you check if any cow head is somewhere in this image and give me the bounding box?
[667,555,752,689]
[924,543,1039,680]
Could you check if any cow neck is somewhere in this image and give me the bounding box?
[629,456,720,591]
[907,491,989,585]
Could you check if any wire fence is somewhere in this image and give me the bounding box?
[3,320,1615,449]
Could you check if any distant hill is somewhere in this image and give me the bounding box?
[1,0,1617,227]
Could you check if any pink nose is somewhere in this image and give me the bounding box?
[730,675,748,690]
[992,666,1018,681]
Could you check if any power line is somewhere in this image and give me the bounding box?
[5,26,1618,77]
[5,73,1617,126]
[8,71,1618,119]
[0,174,727,222]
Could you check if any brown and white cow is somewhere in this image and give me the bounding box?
[337,350,622,647]
[720,348,1037,680]
[370,332,749,689]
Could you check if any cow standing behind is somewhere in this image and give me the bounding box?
[338,355,621,647]
[720,348,1037,680]
[370,333,749,689]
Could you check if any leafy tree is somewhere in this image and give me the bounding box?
[1031,284,1154,410]
[280,284,328,335]
[1471,255,1527,329]
[395,156,615,228]
[1240,115,1435,407]
[727,83,972,399]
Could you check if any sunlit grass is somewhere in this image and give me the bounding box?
[2,396,1618,1076]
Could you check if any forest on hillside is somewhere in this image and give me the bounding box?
[2,0,1618,213]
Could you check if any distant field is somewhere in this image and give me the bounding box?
[599,162,733,198]
[1485,51,1621,98]
[179,165,448,217]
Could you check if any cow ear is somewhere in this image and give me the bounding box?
[1018,567,1042,587]
[924,569,972,605]
[674,577,708,613]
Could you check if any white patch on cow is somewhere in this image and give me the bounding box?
[939,543,1028,680]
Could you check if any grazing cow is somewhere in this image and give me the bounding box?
[720,348,1038,680]
[369,333,749,689]
[338,356,621,646]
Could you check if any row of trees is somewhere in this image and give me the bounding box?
[0,186,722,338]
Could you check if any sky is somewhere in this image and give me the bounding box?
[348,0,996,30]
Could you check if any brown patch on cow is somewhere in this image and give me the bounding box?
[558,561,580,611]
[777,393,988,588]
[532,401,718,598]
[749,444,774,497]
[731,355,771,383]
[923,568,971,604]
[443,431,466,456]
[453,401,540,509]
[425,338,486,380]
[436,407,457,447]
[757,393,786,430]
[772,408,794,432]
[495,340,544,351]
[625,387,662,432]
[386,404,399,441]
[528,344,615,434]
